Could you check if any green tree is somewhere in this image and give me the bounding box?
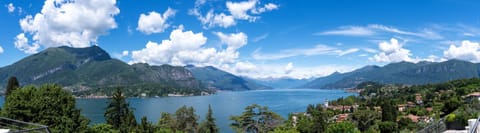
[268,128,299,133]
[89,124,120,133]
[198,105,219,133]
[5,76,19,96]
[122,110,137,132]
[381,99,397,122]
[175,105,198,133]
[311,105,329,133]
[105,88,135,132]
[351,109,378,131]
[442,97,461,114]
[296,104,329,133]
[325,122,361,133]
[139,116,155,133]
[230,104,284,133]
[378,121,398,133]
[397,117,414,131]
[158,112,176,130]
[2,84,90,132]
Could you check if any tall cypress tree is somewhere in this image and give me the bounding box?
[5,76,19,96]
[199,105,219,133]
[105,88,132,130]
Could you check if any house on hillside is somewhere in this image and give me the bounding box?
[415,94,423,105]
[398,104,406,112]
[465,92,480,102]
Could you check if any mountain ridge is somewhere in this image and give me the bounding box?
[0,46,203,92]
[302,59,480,89]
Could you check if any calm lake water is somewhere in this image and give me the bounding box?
[1,89,355,132]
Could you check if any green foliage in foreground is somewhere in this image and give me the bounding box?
[325,122,361,133]
[2,84,89,133]
[5,76,19,96]
[230,104,284,133]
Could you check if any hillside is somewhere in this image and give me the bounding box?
[185,65,272,91]
[303,59,480,89]
[0,46,203,94]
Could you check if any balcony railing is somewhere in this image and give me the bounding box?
[0,117,50,133]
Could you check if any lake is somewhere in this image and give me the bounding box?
[1,89,355,132]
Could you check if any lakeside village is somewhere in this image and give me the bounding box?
[286,81,480,132]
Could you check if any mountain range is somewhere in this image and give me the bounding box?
[0,46,270,92]
[302,59,480,89]
[185,65,271,91]
[0,46,204,92]
[2,46,480,92]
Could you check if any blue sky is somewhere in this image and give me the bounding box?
[0,0,480,79]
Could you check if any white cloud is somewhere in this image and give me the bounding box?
[252,33,268,42]
[226,0,258,21]
[192,10,236,28]
[235,63,358,79]
[16,0,120,53]
[252,45,359,60]
[252,3,278,14]
[130,26,248,68]
[7,3,15,13]
[15,33,40,54]
[234,61,257,73]
[122,50,129,56]
[315,26,375,36]
[0,45,4,54]
[317,24,443,40]
[214,32,248,50]
[284,62,293,74]
[363,48,378,53]
[137,8,176,34]
[339,48,359,56]
[370,38,414,63]
[190,0,278,28]
[443,40,480,62]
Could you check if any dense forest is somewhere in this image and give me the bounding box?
[1,76,479,132]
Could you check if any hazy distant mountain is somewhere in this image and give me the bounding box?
[185,65,272,91]
[302,59,480,89]
[245,77,313,89]
[0,46,202,91]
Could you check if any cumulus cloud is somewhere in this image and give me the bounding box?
[226,0,258,21]
[252,45,359,60]
[16,0,120,53]
[190,0,278,28]
[214,32,248,50]
[137,8,176,34]
[7,3,15,13]
[0,45,4,54]
[370,38,415,63]
[15,33,39,54]
[130,26,248,68]
[252,3,278,14]
[443,40,480,62]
